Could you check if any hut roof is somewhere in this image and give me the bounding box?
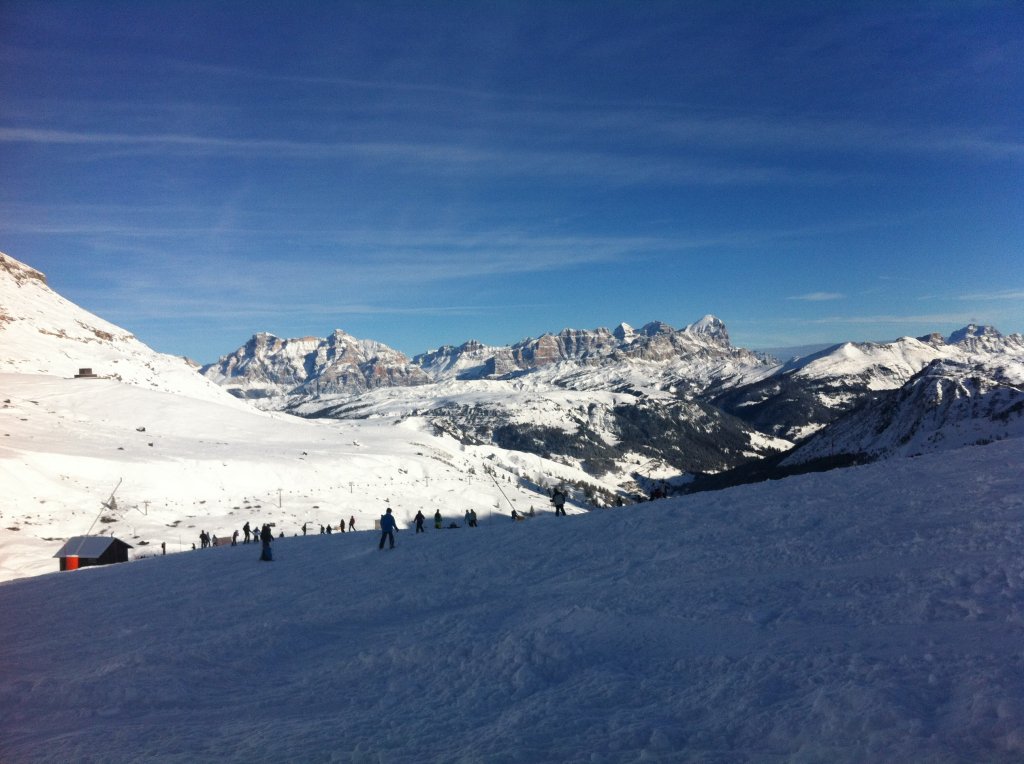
[53,535,133,558]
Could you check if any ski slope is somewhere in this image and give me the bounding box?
[0,373,587,583]
[3,436,1023,762]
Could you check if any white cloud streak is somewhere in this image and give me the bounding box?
[958,289,1024,301]
[788,292,844,302]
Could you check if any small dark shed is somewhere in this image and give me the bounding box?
[54,536,133,571]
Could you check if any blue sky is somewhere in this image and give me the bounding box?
[2,1,1021,363]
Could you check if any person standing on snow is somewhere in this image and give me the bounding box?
[259,523,273,561]
[551,488,567,516]
[414,510,425,533]
[379,508,397,550]
[348,515,355,532]
[242,521,251,544]
[434,509,442,530]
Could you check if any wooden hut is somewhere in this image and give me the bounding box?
[53,536,133,571]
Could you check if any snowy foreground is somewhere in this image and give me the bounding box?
[3,438,1024,763]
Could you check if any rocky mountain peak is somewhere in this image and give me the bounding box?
[948,324,1001,344]
[684,315,730,345]
[203,329,429,400]
[613,323,635,342]
[638,321,675,337]
[1,252,47,285]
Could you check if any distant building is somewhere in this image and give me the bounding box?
[74,368,98,378]
[53,536,133,571]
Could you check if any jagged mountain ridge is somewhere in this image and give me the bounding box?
[202,315,791,484]
[202,314,772,401]
[201,330,430,399]
[709,329,1024,442]
[5,249,1023,498]
[199,295,1024,486]
[431,315,741,379]
[782,357,1024,465]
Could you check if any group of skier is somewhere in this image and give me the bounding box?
[301,516,357,535]
[379,488,568,550]
[198,487,572,560]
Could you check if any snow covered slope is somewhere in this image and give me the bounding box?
[713,330,1024,441]
[287,373,792,492]
[2,437,1023,762]
[0,252,241,405]
[0,372,586,583]
[208,316,785,488]
[783,358,1024,465]
[0,253,588,583]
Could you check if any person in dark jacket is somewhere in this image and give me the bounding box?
[434,509,442,530]
[551,489,567,516]
[414,510,425,533]
[242,521,251,544]
[260,523,273,561]
[379,508,397,550]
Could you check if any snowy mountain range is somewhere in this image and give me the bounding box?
[201,292,1024,489]
[783,355,1024,465]
[2,249,1023,582]
[5,250,1024,760]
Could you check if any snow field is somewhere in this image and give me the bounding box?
[0,375,581,580]
[2,436,1023,762]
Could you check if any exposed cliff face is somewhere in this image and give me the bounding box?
[414,315,754,381]
[202,329,429,400]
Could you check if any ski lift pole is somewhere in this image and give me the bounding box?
[84,478,122,536]
[488,469,516,513]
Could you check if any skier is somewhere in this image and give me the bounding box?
[379,508,397,550]
[434,509,442,530]
[259,523,273,561]
[348,516,355,532]
[469,509,478,527]
[551,488,567,516]
[414,510,425,533]
[464,509,473,527]
[302,522,307,536]
[231,529,238,546]
[242,521,251,544]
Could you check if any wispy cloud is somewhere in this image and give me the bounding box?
[0,124,861,188]
[958,289,1024,301]
[788,292,844,302]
